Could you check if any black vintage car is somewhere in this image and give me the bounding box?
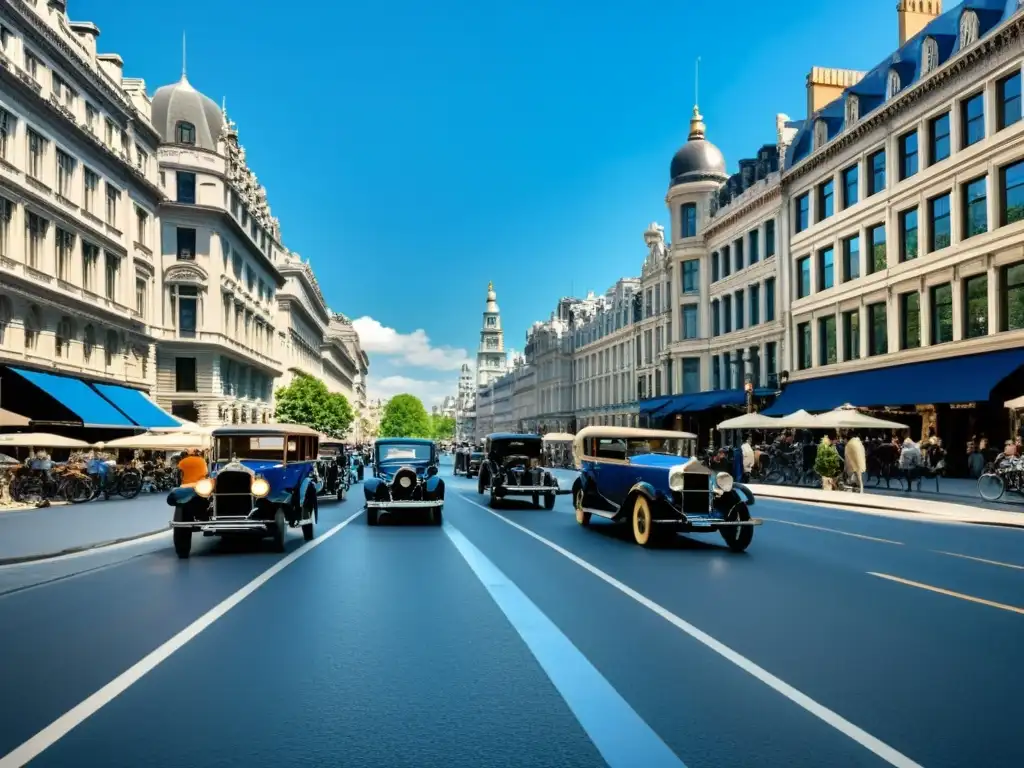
[454,445,484,478]
[316,438,350,501]
[477,433,569,509]
[364,438,445,525]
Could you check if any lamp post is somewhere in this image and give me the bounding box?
[744,373,754,414]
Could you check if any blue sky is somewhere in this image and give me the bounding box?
[80,0,908,405]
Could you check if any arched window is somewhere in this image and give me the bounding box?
[886,68,901,100]
[960,10,979,49]
[175,121,196,145]
[55,316,74,358]
[814,119,828,149]
[845,94,859,127]
[23,304,40,351]
[921,36,940,75]
[82,324,95,362]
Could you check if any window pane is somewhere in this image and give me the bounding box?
[998,72,1021,131]
[900,292,920,349]
[963,274,988,338]
[818,247,834,290]
[899,130,918,180]
[931,283,953,343]
[869,150,886,195]
[843,235,860,281]
[818,180,834,220]
[929,193,951,251]
[842,165,858,208]
[869,303,888,356]
[930,113,950,164]
[843,310,860,361]
[900,208,918,262]
[963,93,985,147]
[1001,160,1024,226]
[964,176,988,238]
[869,224,887,273]
[818,316,837,366]
[1004,262,1024,332]
[797,257,811,298]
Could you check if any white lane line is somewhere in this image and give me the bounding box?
[460,495,923,768]
[0,509,364,768]
[761,518,904,545]
[931,550,1024,571]
[442,522,685,768]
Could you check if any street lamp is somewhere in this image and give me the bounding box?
[744,373,754,414]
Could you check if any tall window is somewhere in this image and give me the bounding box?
[711,251,719,282]
[1000,159,1024,226]
[723,295,732,333]
[749,284,760,325]
[175,357,198,392]
[176,121,196,145]
[25,212,47,269]
[931,283,953,344]
[104,252,119,301]
[817,246,834,291]
[711,299,720,336]
[0,198,10,260]
[136,206,148,246]
[135,277,147,318]
[899,207,918,262]
[176,227,196,261]
[734,289,744,330]
[818,316,837,366]
[796,256,811,298]
[680,203,697,238]
[842,309,859,361]
[868,149,886,196]
[765,219,776,257]
[900,292,920,349]
[998,72,1022,131]
[765,342,778,385]
[886,68,901,100]
[55,228,74,281]
[682,359,699,393]
[748,230,759,264]
[56,149,75,198]
[963,176,987,238]
[817,179,834,221]
[682,304,698,339]
[1000,261,1024,332]
[712,355,721,390]
[868,302,887,356]
[82,241,99,292]
[681,260,699,293]
[921,37,939,74]
[963,274,988,339]
[899,130,918,180]
[83,168,99,213]
[797,322,811,370]
[765,278,776,321]
[733,238,743,272]
[842,234,860,282]
[27,129,44,179]
[959,10,979,48]
[794,192,809,233]
[173,285,199,337]
[721,246,731,278]
[0,107,12,161]
[845,94,859,126]
[868,224,887,273]
[842,164,858,208]
[962,92,985,148]
[105,184,119,227]
[176,172,196,204]
[929,193,951,251]
[929,112,950,165]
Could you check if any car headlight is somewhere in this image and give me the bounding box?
[716,472,734,493]
[251,477,270,498]
[668,465,686,492]
[195,477,214,498]
[399,476,412,488]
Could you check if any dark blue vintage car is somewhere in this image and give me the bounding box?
[364,437,444,525]
[571,426,761,551]
[167,424,322,559]
[477,433,570,509]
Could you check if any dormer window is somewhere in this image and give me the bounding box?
[886,68,901,100]
[845,94,859,127]
[960,10,979,48]
[813,119,828,149]
[921,36,939,75]
[175,121,195,145]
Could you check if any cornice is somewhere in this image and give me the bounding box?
[785,16,1024,185]
[704,183,782,241]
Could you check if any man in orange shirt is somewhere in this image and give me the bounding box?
[177,449,209,487]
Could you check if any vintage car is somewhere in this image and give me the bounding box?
[316,438,350,501]
[364,437,444,525]
[453,445,483,477]
[477,433,569,508]
[571,426,761,551]
[167,424,322,559]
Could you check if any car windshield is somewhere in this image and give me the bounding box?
[491,439,542,458]
[592,436,696,460]
[377,443,432,463]
[470,452,483,459]
[215,434,318,463]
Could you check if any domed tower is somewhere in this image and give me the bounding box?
[150,73,224,151]
[477,282,507,388]
[666,105,729,245]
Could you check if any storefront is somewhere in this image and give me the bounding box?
[640,387,779,448]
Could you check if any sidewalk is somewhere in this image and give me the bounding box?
[547,468,1024,529]
[0,492,170,565]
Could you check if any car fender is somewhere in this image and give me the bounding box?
[167,486,197,507]
[733,482,755,505]
[297,474,317,507]
[714,488,750,517]
[425,474,445,497]
[363,476,384,499]
[619,481,660,521]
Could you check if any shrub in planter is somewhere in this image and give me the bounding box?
[814,438,842,490]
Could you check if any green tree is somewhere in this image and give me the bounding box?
[274,373,354,438]
[379,394,432,438]
[430,414,456,440]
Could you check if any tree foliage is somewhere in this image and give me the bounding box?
[379,394,432,438]
[273,373,354,438]
[430,414,456,440]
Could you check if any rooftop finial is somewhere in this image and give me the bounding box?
[695,56,700,110]
[688,56,706,141]
[488,280,494,292]
[181,31,187,79]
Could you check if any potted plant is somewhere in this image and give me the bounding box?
[814,437,842,491]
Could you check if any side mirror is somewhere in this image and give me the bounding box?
[427,465,438,477]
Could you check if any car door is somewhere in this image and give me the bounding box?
[585,438,629,512]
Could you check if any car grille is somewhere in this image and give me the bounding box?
[391,468,419,500]
[215,471,252,495]
[674,473,710,516]
[213,494,253,519]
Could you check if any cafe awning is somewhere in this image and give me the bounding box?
[7,367,135,428]
[92,383,180,429]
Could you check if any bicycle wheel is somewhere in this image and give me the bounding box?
[64,475,94,504]
[977,473,1005,502]
[118,470,143,500]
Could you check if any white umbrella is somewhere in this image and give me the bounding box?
[813,404,907,430]
[0,432,90,448]
[716,413,784,430]
[773,409,821,429]
[1004,395,1024,410]
[103,431,208,451]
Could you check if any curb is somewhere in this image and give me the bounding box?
[0,527,170,567]
[757,492,1024,530]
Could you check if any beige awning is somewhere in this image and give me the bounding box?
[1005,395,1024,410]
[772,409,822,429]
[0,408,31,427]
[0,432,90,448]
[103,431,208,451]
[716,413,784,430]
[813,404,908,430]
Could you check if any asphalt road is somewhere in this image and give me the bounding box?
[0,459,1022,767]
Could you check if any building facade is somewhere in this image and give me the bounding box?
[276,251,329,387]
[526,297,579,433]
[0,0,164,407]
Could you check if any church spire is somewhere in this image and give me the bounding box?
[477,281,507,388]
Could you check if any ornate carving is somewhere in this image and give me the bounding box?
[164,262,208,285]
[221,113,282,243]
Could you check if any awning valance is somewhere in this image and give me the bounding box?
[93,383,180,429]
[657,387,780,417]
[762,348,1024,415]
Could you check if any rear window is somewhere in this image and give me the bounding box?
[379,444,431,462]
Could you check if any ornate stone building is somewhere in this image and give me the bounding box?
[0,0,168,426]
[150,70,283,426]
[276,251,329,387]
[454,362,475,441]
[322,311,368,428]
[526,297,580,433]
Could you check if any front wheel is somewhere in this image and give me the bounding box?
[302,497,316,542]
[544,492,556,510]
[977,472,1005,502]
[574,485,590,526]
[118,470,143,500]
[631,495,658,548]
[271,508,287,552]
[173,527,192,559]
[720,501,754,553]
[431,506,444,526]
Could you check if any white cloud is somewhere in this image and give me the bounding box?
[352,316,469,371]
[367,375,456,408]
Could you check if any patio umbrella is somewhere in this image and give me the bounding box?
[772,409,821,429]
[1004,395,1024,410]
[103,431,208,451]
[0,432,90,448]
[716,412,784,430]
[813,404,908,431]
[0,408,30,427]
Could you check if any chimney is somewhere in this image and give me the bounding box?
[898,0,942,47]
[97,53,124,85]
[806,67,866,119]
[69,21,99,58]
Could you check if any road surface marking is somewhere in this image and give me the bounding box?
[868,572,1024,615]
[443,522,685,768]
[761,518,904,545]
[931,551,1024,571]
[0,509,364,768]
[461,495,923,768]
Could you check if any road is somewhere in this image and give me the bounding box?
[0,458,1022,767]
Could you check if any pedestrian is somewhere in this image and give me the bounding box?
[740,436,755,482]
[898,437,923,492]
[177,448,208,487]
[844,435,866,493]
